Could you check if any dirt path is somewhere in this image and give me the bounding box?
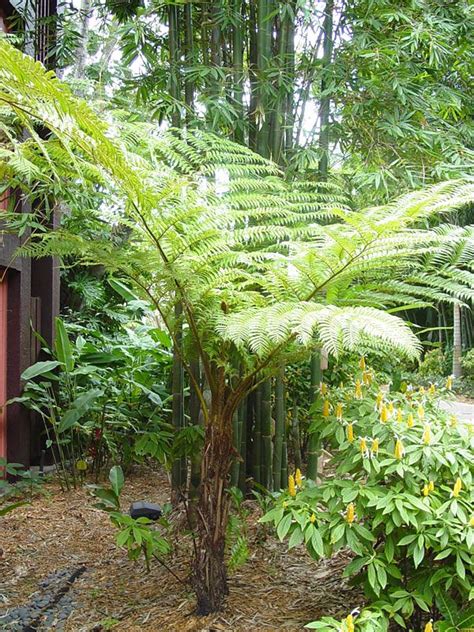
[439,398,474,423]
[0,467,361,631]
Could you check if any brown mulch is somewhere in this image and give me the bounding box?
[0,467,362,631]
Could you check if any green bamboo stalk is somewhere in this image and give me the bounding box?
[291,403,302,471]
[232,0,244,143]
[318,0,334,179]
[252,385,262,484]
[238,396,248,492]
[261,378,273,490]
[281,436,288,489]
[168,3,181,128]
[272,366,285,490]
[171,301,184,496]
[230,407,240,487]
[184,1,195,123]
[306,352,321,481]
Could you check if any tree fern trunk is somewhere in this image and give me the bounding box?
[189,359,202,501]
[273,366,285,490]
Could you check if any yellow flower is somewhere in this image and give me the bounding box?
[446,376,453,390]
[322,399,330,417]
[407,412,414,428]
[452,477,462,498]
[428,480,434,492]
[376,391,384,410]
[345,614,355,632]
[288,475,296,497]
[417,404,425,420]
[371,438,379,455]
[339,381,344,389]
[424,621,433,632]
[336,402,344,420]
[359,357,366,370]
[419,386,425,395]
[388,402,394,415]
[422,484,430,497]
[394,438,404,460]
[396,408,403,423]
[347,423,354,443]
[321,382,328,396]
[345,503,355,524]
[362,370,371,386]
[449,415,457,428]
[282,501,288,508]
[310,513,316,524]
[295,468,303,487]
[469,516,474,527]
[428,383,436,396]
[422,423,432,446]
[359,437,367,454]
[355,379,363,399]
[380,404,389,423]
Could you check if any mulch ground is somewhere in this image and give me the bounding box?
[0,466,362,631]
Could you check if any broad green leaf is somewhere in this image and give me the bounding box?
[54,317,74,372]
[109,465,124,497]
[21,361,60,381]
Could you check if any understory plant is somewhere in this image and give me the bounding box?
[16,315,172,487]
[262,360,473,629]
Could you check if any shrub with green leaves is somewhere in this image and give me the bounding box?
[262,361,473,629]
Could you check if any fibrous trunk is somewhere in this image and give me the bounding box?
[192,401,234,614]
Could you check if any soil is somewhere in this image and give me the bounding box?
[0,466,362,631]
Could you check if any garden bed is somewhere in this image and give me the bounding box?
[0,466,361,631]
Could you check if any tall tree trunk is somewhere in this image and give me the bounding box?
[453,303,463,378]
[192,385,234,614]
[184,1,195,124]
[74,0,91,80]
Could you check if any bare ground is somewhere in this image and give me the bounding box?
[0,467,361,631]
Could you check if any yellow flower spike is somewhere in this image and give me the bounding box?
[359,437,367,454]
[394,438,404,460]
[354,379,363,399]
[422,423,432,446]
[295,468,303,487]
[345,503,355,524]
[388,402,394,415]
[449,415,457,428]
[371,438,379,455]
[320,382,328,396]
[396,408,403,423]
[428,480,435,492]
[380,404,389,423]
[407,412,415,428]
[310,513,316,524]
[428,383,436,396]
[419,386,425,395]
[362,371,369,386]
[347,423,355,443]
[336,402,344,420]
[417,404,425,420]
[452,477,462,498]
[422,484,430,497]
[339,381,344,389]
[322,399,330,417]
[359,357,366,371]
[469,516,474,527]
[446,376,453,390]
[288,475,296,497]
[345,614,355,632]
[424,620,433,632]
